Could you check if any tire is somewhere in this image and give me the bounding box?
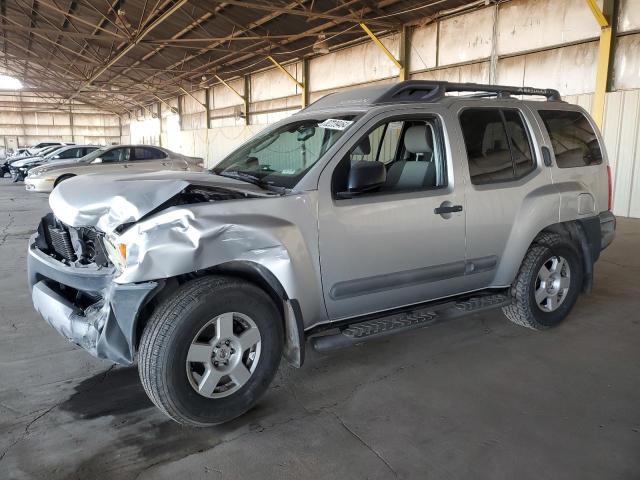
[503,237,583,330]
[138,275,283,427]
[54,174,75,188]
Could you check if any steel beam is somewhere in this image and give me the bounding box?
[359,23,402,71]
[66,0,188,103]
[302,58,309,108]
[586,0,617,128]
[243,75,250,126]
[267,56,304,89]
[205,86,211,129]
[179,86,207,111]
[214,75,245,102]
[209,0,397,28]
[398,25,409,81]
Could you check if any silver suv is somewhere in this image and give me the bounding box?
[27,81,615,426]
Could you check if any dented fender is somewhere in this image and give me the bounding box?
[115,192,326,331]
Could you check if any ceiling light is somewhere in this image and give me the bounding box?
[0,75,23,90]
[313,34,330,55]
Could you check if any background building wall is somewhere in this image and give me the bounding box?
[0,93,121,152]
[4,0,640,216]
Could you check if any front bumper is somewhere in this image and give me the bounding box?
[28,234,159,364]
[25,177,55,192]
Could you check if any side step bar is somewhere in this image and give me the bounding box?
[310,293,511,353]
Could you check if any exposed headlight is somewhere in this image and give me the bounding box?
[103,236,127,272]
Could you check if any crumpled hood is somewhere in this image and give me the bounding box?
[50,170,270,233]
[11,156,44,168]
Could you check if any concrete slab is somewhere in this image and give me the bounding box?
[0,177,638,479]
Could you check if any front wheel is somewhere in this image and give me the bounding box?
[138,276,283,427]
[503,239,583,330]
[53,174,75,188]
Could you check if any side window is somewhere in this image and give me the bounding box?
[101,148,130,162]
[133,147,167,160]
[460,108,536,184]
[60,148,83,159]
[538,110,602,167]
[83,147,98,157]
[57,149,78,159]
[503,110,535,177]
[332,117,446,196]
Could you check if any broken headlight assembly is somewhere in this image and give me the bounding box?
[103,235,128,272]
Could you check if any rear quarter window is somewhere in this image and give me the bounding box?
[538,110,602,168]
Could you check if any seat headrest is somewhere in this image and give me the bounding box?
[404,125,433,154]
[353,137,371,156]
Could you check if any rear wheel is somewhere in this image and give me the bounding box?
[503,237,583,330]
[138,276,283,426]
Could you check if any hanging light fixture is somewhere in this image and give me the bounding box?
[313,34,330,55]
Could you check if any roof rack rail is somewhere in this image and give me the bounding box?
[371,81,562,104]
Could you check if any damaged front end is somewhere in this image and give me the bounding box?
[29,171,321,368]
[28,213,160,364]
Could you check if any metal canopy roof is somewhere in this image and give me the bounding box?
[0,0,476,114]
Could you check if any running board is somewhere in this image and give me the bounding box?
[310,293,511,353]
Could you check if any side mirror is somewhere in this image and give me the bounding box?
[337,160,386,198]
[53,155,60,159]
[92,158,103,164]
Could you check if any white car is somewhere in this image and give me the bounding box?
[10,145,101,182]
[27,142,74,156]
[26,144,204,192]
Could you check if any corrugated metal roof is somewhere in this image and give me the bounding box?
[0,0,478,113]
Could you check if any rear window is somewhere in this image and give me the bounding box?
[538,110,602,168]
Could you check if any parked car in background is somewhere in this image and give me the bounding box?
[2,145,66,179]
[25,145,204,192]
[9,145,101,182]
[28,141,74,156]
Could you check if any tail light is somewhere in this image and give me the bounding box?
[607,165,613,211]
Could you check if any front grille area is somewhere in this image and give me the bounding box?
[47,225,76,262]
[37,213,111,267]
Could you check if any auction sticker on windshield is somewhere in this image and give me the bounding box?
[318,119,354,131]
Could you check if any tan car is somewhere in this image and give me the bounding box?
[25,144,204,192]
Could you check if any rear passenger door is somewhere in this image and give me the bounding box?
[126,147,172,172]
[455,102,555,290]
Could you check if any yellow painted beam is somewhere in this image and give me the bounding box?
[267,56,304,90]
[592,25,612,128]
[586,0,614,128]
[179,86,207,111]
[359,23,402,71]
[214,74,245,102]
[586,0,609,27]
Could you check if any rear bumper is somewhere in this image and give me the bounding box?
[28,234,159,364]
[599,210,615,251]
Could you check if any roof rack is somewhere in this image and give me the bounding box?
[371,81,562,104]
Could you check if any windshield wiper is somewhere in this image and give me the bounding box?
[217,170,287,194]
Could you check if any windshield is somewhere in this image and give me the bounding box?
[212,115,357,189]
[36,146,62,157]
[42,147,68,160]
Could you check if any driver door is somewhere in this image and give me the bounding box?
[317,108,468,321]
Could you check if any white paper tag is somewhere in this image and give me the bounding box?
[318,119,354,131]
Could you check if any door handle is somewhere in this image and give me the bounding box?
[434,203,463,215]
